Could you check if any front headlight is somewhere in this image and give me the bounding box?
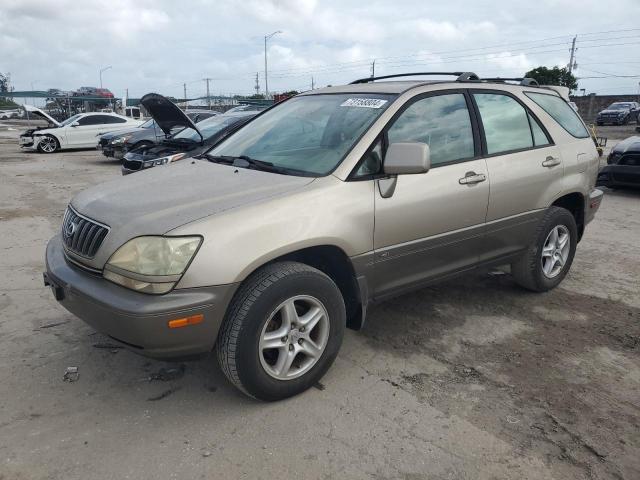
[142,153,187,168]
[103,236,202,294]
[111,135,132,145]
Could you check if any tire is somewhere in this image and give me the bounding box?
[217,261,346,401]
[511,206,578,292]
[37,135,59,153]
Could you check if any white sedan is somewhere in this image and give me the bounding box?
[28,112,143,153]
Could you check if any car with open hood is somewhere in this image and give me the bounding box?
[25,112,143,153]
[44,72,603,401]
[19,105,64,149]
[596,102,640,126]
[597,135,640,188]
[120,93,257,174]
[98,110,218,160]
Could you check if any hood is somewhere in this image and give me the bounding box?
[612,136,640,154]
[22,105,61,127]
[100,126,147,141]
[69,161,315,268]
[141,93,202,140]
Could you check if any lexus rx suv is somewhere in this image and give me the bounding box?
[44,72,603,401]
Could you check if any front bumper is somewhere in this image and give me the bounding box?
[585,188,604,225]
[44,234,238,359]
[597,166,640,188]
[98,144,126,160]
[19,136,36,149]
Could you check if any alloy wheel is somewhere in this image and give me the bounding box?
[259,295,330,380]
[541,225,570,278]
[40,137,57,153]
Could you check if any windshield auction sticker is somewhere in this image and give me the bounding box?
[340,98,388,108]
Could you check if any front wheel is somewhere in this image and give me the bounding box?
[511,207,577,292]
[37,135,59,153]
[217,261,346,401]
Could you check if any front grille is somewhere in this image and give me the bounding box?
[61,206,109,258]
[98,138,109,147]
[619,154,640,167]
[122,159,143,171]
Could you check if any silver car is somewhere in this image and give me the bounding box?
[44,72,603,401]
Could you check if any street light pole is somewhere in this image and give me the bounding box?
[264,30,281,99]
[99,65,112,89]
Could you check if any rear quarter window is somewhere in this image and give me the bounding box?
[525,92,589,138]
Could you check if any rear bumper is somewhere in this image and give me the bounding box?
[585,188,604,225]
[44,234,238,359]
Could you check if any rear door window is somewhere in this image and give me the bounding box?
[473,93,533,154]
[525,92,589,138]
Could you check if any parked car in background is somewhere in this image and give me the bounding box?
[98,110,218,160]
[27,112,143,153]
[95,88,114,98]
[121,94,256,174]
[0,110,19,120]
[597,135,640,188]
[44,73,602,401]
[74,87,98,97]
[596,102,640,126]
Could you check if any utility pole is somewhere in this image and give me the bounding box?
[568,35,577,73]
[311,76,315,90]
[203,78,211,109]
[183,83,187,109]
[255,73,260,96]
[99,65,112,89]
[371,60,376,78]
[264,30,282,99]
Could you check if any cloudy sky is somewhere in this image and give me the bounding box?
[2,0,640,100]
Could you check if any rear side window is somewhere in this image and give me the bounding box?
[529,113,551,147]
[105,116,127,124]
[473,93,533,154]
[525,92,589,138]
[387,93,475,166]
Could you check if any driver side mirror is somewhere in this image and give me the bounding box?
[383,142,431,175]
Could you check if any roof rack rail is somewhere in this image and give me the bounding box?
[349,72,479,84]
[480,77,539,86]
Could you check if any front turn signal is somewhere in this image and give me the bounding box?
[168,314,204,329]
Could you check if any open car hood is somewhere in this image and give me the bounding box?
[21,105,61,127]
[141,93,202,140]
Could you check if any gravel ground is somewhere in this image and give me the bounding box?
[0,122,638,480]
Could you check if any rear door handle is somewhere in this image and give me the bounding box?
[459,172,487,185]
[542,156,561,167]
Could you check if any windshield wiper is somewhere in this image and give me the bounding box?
[202,154,317,177]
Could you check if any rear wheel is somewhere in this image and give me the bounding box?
[511,207,577,292]
[37,135,59,153]
[217,261,346,401]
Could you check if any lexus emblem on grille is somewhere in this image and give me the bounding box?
[65,221,77,237]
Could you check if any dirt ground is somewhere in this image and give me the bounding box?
[0,122,638,480]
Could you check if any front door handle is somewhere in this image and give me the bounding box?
[542,156,561,167]
[459,172,487,185]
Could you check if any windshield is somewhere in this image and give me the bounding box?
[209,94,395,176]
[608,103,630,110]
[173,115,246,142]
[140,119,156,129]
[60,114,82,126]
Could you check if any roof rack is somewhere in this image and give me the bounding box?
[481,77,539,86]
[349,72,479,84]
[349,72,539,87]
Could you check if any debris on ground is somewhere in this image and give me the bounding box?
[148,364,186,382]
[147,386,181,401]
[37,321,69,330]
[63,366,79,382]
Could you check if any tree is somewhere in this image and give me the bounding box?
[524,66,578,90]
[0,72,10,92]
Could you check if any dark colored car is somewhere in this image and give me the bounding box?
[596,102,640,126]
[121,93,257,174]
[98,110,218,159]
[597,136,640,188]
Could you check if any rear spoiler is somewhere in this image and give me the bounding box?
[539,85,570,101]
